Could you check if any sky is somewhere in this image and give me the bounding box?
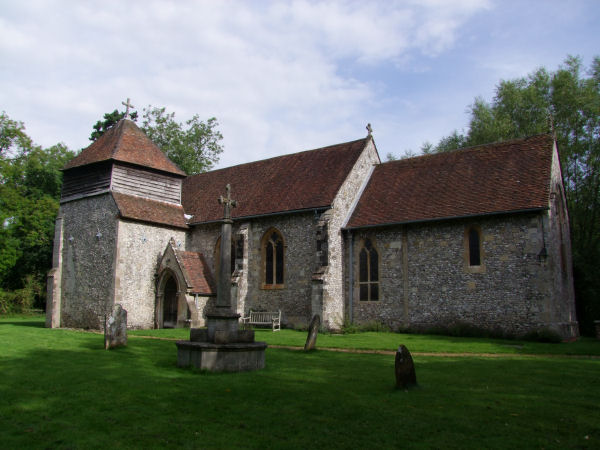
[1,0,599,169]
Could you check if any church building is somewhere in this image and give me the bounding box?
[46,118,579,338]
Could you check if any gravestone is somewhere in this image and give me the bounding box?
[304,314,320,351]
[104,304,127,349]
[395,344,417,389]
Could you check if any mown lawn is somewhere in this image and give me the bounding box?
[129,324,600,357]
[1,315,599,449]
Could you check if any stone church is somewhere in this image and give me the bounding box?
[46,118,579,338]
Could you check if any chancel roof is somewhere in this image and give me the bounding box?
[64,120,186,176]
[346,134,554,229]
[112,192,188,229]
[182,138,369,224]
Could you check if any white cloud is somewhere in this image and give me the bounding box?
[0,0,542,168]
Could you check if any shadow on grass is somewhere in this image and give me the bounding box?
[0,320,46,328]
[1,328,599,449]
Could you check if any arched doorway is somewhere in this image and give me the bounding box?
[163,275,178,328]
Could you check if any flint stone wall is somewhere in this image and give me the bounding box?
[245,213,317,328]
[57,194,119,329]
[114,219,187,328]
[349,212,576,337]
[190,214,316,328]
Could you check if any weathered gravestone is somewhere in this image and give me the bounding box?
[104,304,127,349]
[395,344,417,389]
[304,314,320,351]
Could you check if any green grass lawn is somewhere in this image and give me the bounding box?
[129,324,600,357]
[1,315,599,449]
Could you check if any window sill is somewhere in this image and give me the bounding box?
[465,264,486,274]
[261,284,285,290]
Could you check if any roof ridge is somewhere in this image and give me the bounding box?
[384,134,552,168]
[187,137,368,179]
[110,120,127,159]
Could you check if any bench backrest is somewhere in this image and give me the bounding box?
[250,311,280,322]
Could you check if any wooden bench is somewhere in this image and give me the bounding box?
[241,310,281,331]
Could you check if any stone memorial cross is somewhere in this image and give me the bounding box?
[218,183,237,220]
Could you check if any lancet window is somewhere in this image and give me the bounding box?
[467,227,482,267]
[359,238,379,301]
[262,228,284,288]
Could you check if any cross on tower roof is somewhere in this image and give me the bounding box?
[218,184,237,220]
[121,98,135,120]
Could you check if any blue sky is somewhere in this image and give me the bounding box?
[1,0,598,168]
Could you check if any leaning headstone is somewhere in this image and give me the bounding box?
[304,314,320,351]
[104,304,127,350]
[395,345,417,389]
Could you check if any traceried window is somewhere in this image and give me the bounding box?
[359,238,379,301]
[262,229,284,288]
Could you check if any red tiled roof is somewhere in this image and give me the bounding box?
[176,250,215,295]
[182,138,369,223]
[64,120,186,176]
[346,135,554,229]
[112,192,188,229]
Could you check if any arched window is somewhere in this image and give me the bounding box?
[262,229,284,288]
[359,238,379,301]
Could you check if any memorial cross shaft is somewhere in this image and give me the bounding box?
[216,184,237,308]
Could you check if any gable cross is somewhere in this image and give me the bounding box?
[366,123,373,136]
[121,98,135,120]
[218,184,237,220]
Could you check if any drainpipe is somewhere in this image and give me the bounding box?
[348,231,354,324]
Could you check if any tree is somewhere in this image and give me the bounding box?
[90,105,224,175]
[90,109,138,141]
[141,106,223,175]
[0,112,33,159]
[0,112,74,311]
[429,56,600,335]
